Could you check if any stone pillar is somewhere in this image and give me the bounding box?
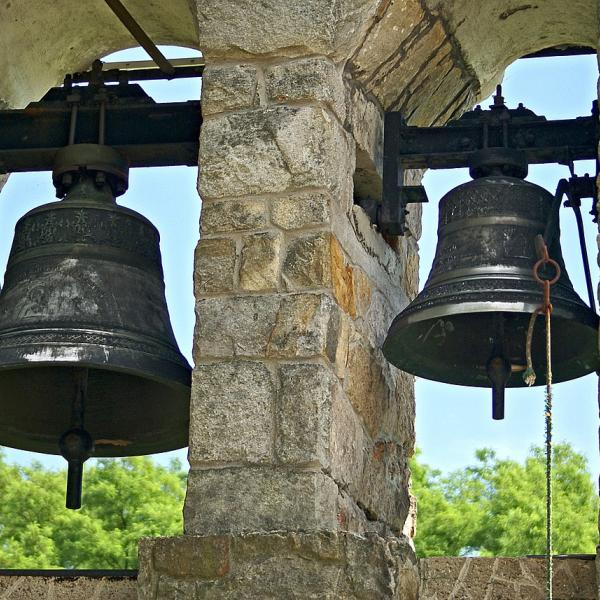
[138,2,419,598]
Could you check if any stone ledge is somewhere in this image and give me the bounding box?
[138,532,418,599]
[0,572,136,599]
[420,556,597,600]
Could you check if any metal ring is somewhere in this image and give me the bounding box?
[533,257,561,285]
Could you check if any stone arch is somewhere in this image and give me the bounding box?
[0,0,199,107]
[348,0,597,125]
[2,0,595,119]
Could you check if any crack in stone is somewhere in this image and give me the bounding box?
[499,4,537,20]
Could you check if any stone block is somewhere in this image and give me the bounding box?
[194,238,237,293]
[201,198,266,234]
[138,536,230,600]
[281,233,358,312]
[196,0,378,61]
[348,82,383,170]
[399,54,469,126]
[139,532,418,599]
[363,289,402,350]
[189,361,275,464]
[360,440,410,533]
[199,106,351,199]
[276,362,335,464]
[343,331,390,438]
[353,267,373,318]
[0,576,136,599]
[184,468,339,535]
[149,536,231,578]
[330,383,366,490]
[330,376,412,535]
[271,191,331,230]
[404,237,420,299]
[331,235,356,317]
[350,0,426,81]
[331,383,410,534]
[283,232,332,289]
[266,293,341,362]
[394,370,416,452]
[194,294,278,359]
[419,557,597,600]
[377,23,451,114]
[265,57,346,120]
[201,63,259,116]
[195,293,342,362]
[239,231,281,291]
[348,204,408,306]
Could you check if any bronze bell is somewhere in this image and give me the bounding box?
[383,153,598,419]
[0,144,191,506]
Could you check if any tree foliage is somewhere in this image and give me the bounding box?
[411,443,599,557]
[0,443,597,567]
[0,453,185,568]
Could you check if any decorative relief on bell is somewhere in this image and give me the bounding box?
[13,204,160,262]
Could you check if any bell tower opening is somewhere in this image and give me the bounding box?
[412,52,600,558]
[0,44,201,567]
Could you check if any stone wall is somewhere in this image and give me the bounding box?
[185,54,418,541]
[420,556,597,599]
[0,573,136,599]
[139,533,418,599]
[136,2,426,597]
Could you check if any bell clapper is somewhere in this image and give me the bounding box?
[485,313,512,420]
[59,368,94,509]
[486,355,512,420]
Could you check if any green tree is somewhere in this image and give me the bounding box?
[0,452,185,568]
[411,443,599,557]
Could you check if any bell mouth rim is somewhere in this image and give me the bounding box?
[392,300,599,329]
[426,266,548,287]
[0,326,192,391]
[0,431,189,458]
[0,360,191,457]
[383,304,599,389]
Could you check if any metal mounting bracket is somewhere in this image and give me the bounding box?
[378,86,599,236]
[0,79,201,173]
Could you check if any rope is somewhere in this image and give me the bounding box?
[523,235,559,600]
[523,310,540,386]
[544,310,553,600]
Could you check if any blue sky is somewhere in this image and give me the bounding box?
[0,49,598,483]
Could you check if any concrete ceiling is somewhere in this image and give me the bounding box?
[0,0,596,116]
[0,0,198,107]
[425,0,598,98]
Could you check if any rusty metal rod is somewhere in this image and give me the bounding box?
[103,0,175,76]
[571,203,596,313]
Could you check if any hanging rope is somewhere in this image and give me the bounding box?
[523,235,559,600]
[544,303,553,600]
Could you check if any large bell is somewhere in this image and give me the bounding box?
[383,167,598,418]
[0,145,191,468]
